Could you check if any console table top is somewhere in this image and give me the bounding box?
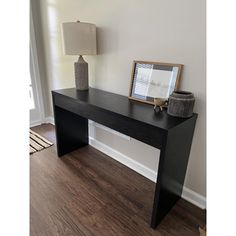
[52,87,197,131]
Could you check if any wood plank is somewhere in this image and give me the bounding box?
[31,124,206,236]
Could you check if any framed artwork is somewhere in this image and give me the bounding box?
[128,61,183,105]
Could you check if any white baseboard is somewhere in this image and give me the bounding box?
[182,186,206,209]
[89,137,157,182]
[30,119,43,127]
[89,136,206,209]
[44,117,206,209]
[44,116,55,125]
[30,116,55,127]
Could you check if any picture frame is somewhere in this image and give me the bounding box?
[128,60,183,105]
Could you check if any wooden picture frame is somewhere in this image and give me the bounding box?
[128,60,183,105]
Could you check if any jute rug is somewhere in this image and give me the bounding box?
[30,129,53,154]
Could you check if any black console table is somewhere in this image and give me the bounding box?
[52,88,197,228]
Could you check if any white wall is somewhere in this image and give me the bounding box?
[33,0,206,198]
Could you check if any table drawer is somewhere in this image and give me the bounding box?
[53,93,165,149]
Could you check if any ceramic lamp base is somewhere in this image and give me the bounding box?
[74,55,89,90]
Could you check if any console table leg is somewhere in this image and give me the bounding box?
[53,105,88,157]
[150,117,197,228]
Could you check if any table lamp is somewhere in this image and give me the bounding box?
[61,21,97,90]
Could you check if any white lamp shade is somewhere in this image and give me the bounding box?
[61,22,97,55]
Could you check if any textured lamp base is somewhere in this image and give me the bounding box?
[74,56,89,90]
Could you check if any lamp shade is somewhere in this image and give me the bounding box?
[61,22,96,55]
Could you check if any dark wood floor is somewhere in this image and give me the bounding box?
[30,124,205,236]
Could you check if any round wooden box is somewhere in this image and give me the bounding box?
[167,91,195,118]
